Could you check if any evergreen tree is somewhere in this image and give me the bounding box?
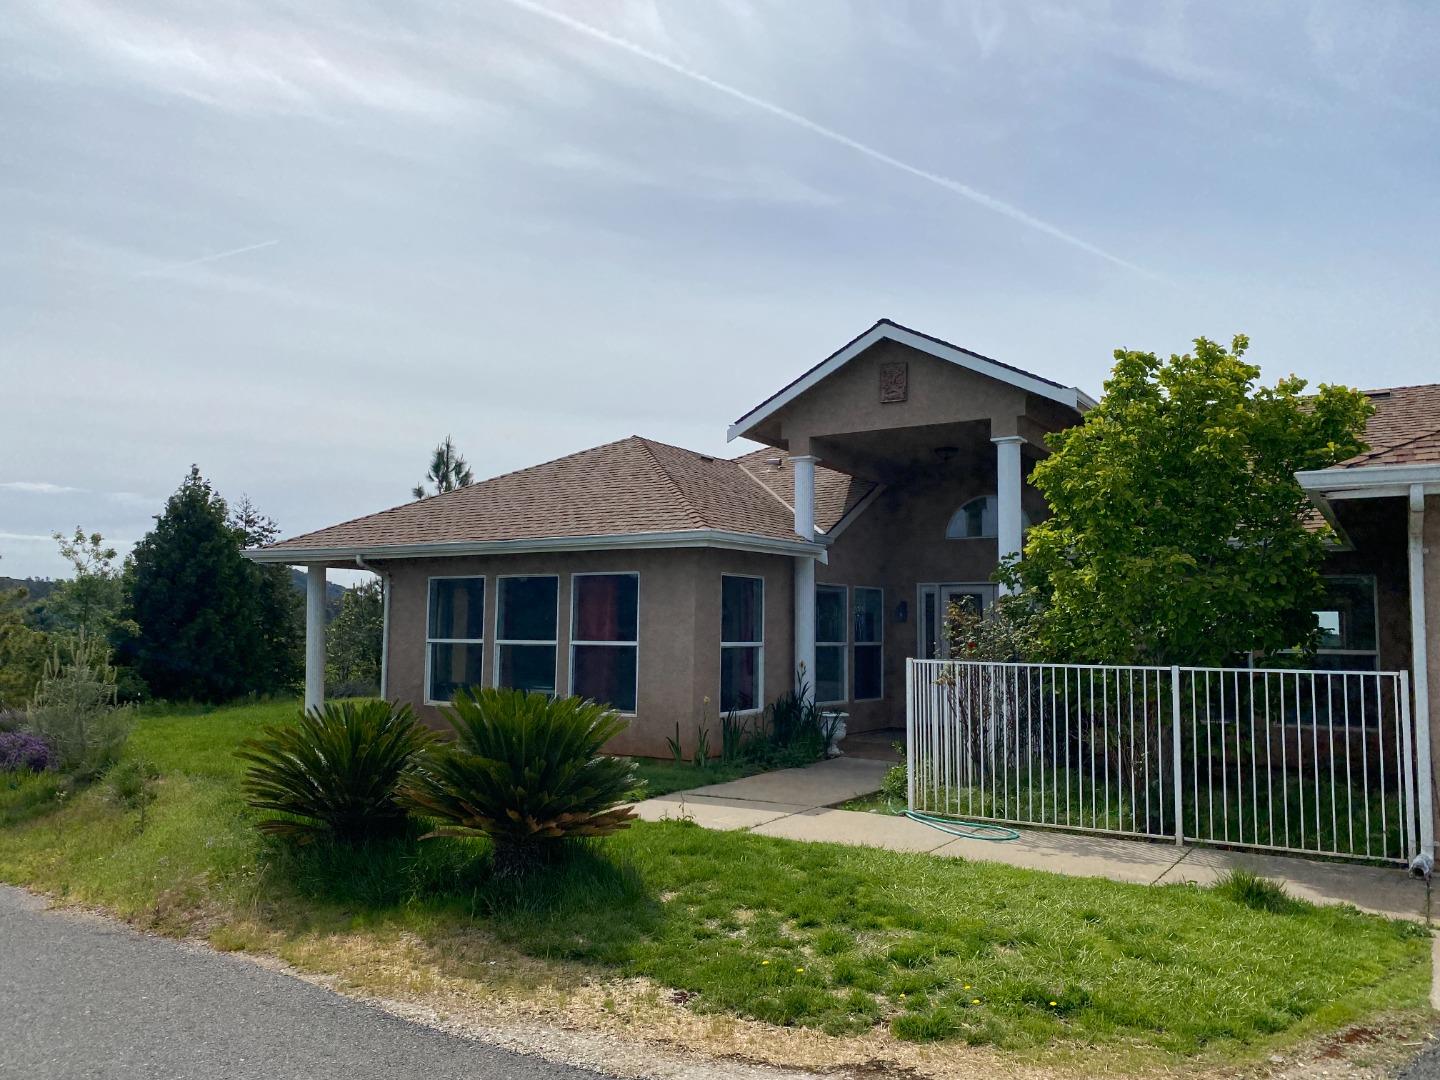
[412,436,474,500]
[326,578,384,695]
[122,468,299,701]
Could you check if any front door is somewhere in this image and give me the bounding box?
[917,583,997,659]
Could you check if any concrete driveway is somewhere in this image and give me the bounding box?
[0,885,610,1080]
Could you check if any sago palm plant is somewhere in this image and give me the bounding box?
[399,687,638,876]
[237,699,432,843]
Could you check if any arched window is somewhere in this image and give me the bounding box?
[946,496,1030,540]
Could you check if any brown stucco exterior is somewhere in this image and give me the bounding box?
[380,547,795,758]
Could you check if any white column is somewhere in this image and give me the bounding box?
[305,564,326,712]
[794,557,816,704]
[792,454,818,702]
[992,436,1025,594]
[1407,484,1434,861]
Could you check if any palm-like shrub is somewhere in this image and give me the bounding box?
[400,688,638,876]
[237,699,432,843]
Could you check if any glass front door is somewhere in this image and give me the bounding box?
[917,583,997,659]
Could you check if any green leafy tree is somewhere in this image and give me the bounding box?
[41,529,133,642]
[27,631,133,778]
[412,435,474,500]
[122,468,300,701]
[228,494,304,695]
[1009,335,1372,666]
[0,587,49,711]
[326,578,383,695]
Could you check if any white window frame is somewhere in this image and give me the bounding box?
[492,573,560,695]
[424,574,486,706]
[852,585,884,702]
[568,571,640,715]
[719,573,765,715]
[1315,574,1381,665]
[815,583,848,706]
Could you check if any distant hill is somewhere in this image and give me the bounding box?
[0,577,57,603]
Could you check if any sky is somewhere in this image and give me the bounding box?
[3,0,1438,581]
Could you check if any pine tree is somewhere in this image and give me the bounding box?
[412,436,474,500]
[122,467,299,701]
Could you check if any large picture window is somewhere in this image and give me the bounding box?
[815,584,847,704]
[852,587,883,701]
[426,577,485,703]
[495,575,558,695]
[720,575,763,713]
[570,573,639,712]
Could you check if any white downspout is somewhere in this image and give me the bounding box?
[1407,484,1435,863]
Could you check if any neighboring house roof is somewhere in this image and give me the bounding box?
[1340,385,1440,468]
[254,437,868,561]
[728,318,1096,442]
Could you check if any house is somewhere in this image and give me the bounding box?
[247,319,1440,773]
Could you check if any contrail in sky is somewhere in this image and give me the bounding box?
[497,0,1151,277]
[140,239,280,277]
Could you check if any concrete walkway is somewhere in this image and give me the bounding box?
[634,756,1432,922]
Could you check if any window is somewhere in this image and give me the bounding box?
[1313,575,1379,671]
[570,573,639,712]
[852,587,883,701]
[495,575,558,694]
[945,496,1031,540]
[720,576,763,712]
[815,584,847,704]
[426,577,484,703]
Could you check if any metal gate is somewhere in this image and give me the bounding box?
[906,659,1426,864]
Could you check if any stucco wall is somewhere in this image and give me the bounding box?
[380,546,794,758]
[771,340,1032,452]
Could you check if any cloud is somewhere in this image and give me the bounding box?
[0,532,54,543]
[0,481,81,494]
[137,240,280,278]
[496,0,1151,276]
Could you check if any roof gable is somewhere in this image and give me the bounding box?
[728,318,1095,443]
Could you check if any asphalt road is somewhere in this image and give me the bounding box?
[0,885,612,1079]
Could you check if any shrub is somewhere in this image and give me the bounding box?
[400,688,638,876]
[1212,868,1301,914]
[0,729,51,773]
[237,699,432,843]
[26,633,133,779]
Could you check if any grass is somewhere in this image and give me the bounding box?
[0,699,1430,1066]
[629,758,767,799]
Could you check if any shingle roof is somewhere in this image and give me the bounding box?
[733,448,876,533]
[1341,384,1440,468]
[262,437,867,554]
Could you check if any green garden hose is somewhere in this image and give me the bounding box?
[904,809,1020,842]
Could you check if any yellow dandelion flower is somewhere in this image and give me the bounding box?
[761,960,770,966]
[971,998,981,1005]
[795,967,805,973]
[963,984,971,990]
[1049,1001,1058,1007]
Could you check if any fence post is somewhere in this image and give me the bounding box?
[1170,665,1184,847]
[905,659,916,811]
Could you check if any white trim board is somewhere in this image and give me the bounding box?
[246,529,828,566]
[728,321,1095,442]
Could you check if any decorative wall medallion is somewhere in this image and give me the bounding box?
[879,361,908,403]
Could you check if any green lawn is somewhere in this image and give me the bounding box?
[0,699,1430,1066]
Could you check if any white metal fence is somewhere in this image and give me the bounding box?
[906,659,1425,864]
